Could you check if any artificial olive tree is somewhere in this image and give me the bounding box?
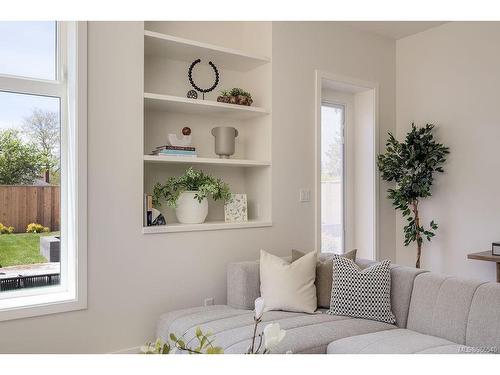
[377,123,449,268]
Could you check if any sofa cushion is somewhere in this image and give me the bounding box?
[389,265,428,328]
[327,329,476,354]
[157,305,396,354]
[227,261,260,310]
[466,282,500,350]
[292,249,357,309]
[406,273,485,344]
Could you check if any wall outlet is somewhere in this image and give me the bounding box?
[204,297,214,306]
[299,189,311,202]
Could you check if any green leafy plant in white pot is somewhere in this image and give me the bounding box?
[152,167,231,224]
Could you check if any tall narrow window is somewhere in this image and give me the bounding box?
[320,103,344,253]
[0,22,86,320]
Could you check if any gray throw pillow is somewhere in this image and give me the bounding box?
[292,249,357,309]
[328,255,396,324]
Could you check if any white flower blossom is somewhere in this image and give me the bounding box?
[263,323,286,351]
[254,297,265,320]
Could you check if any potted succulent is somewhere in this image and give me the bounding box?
[217,88,253,106]
[152,167,231,224]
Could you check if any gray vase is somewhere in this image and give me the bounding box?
[211,126,239,158]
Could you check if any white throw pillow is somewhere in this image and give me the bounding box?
[259,249,317,314]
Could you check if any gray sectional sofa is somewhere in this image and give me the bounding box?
[157,257,500,354]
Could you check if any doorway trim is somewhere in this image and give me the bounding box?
[314,70,379,260]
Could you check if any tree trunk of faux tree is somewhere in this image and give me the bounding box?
[412,200,423,269]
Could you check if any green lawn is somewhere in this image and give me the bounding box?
[0,232,59,268]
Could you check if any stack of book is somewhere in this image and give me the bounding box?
[151,145,197,158]
[143,194,153,226]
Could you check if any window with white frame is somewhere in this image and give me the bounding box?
[320,102,345,253]
[0,21,86,320]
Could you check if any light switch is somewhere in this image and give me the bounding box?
[299,189,311,202]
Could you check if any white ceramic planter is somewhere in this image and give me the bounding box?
[175,191,208,224]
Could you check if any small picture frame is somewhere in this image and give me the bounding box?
[224,193,248,223]
[492,242,500,256]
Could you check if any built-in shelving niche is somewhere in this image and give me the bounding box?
[142,22,272,233]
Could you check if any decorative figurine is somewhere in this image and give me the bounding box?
[187,90,198,99]
[168,126,192,147]
[151,208,166,226]
[188,59,219,100]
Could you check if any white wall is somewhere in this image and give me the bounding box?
[396,22,500,281]
[0,21,396,353]
[273,22,396,262]
[353,90,375,259]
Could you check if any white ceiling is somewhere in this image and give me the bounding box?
[342,21,447,40]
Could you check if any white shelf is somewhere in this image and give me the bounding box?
[144,155,271,167]
[144,93,269,119]
[144,30,270,72]
[142,220,272,234]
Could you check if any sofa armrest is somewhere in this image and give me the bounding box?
[227,260,260,310]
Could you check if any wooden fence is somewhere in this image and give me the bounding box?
[0,186,60,233]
